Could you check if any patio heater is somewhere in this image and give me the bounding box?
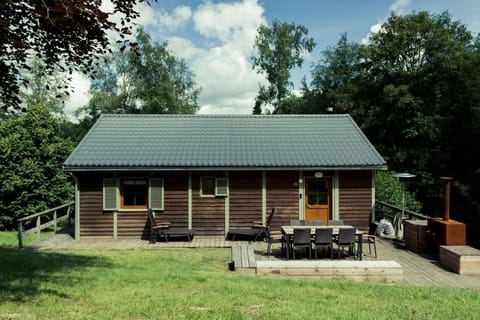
[392,172,416,239]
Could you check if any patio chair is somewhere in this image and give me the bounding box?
[313,228,333,259]
[265,228,286,257]
[228,208,275,241]
[356,224,377,258]
[334,227,356,258]
[292,228,312,259]
[309,220,324,226]
[147,209,171,243]
[290,219,306,226]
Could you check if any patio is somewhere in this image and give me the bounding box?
[24,229,480,289]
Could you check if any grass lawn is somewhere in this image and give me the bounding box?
[1,234,479,319]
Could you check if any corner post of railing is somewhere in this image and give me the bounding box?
[17,220,24,249]
[53,210,57,233]
[36,215,41,240]
[67,204,72,227]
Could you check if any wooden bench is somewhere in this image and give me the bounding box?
[439,245,480,275]
[255,260,403,283]
[230,245,256,273]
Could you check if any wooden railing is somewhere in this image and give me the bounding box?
[375,200,429,220]
[16,201,74,248]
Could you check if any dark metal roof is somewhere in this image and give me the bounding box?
[63,114,386,171]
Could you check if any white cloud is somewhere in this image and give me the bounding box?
[158,0,267,114]
[157,6,192,31]
[65,72,90,118]
[390,0,411,14]
[166,36,204,60]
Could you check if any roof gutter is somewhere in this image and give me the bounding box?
[63,165,388,172]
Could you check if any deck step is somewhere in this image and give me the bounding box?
[231,245,256,273]
[256,260,403,283]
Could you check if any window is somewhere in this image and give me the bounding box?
[201,177,215,196]
[121,179,148,209]
[200,177,228,197]
[103,178,164,211]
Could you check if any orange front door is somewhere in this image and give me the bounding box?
[305,178,331,225]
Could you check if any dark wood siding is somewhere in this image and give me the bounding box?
[117,172,188,238]
[229,172,262,228]
[78,173,113,237]
[338,171,373,230]
[192,172,225,236]
[78,172,188,239]
[266,171,299,231]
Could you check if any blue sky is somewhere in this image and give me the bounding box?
[67,0,480,115]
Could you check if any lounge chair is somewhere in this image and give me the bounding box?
[147,209,171,243]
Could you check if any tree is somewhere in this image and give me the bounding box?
[0,104,74,230]
[305,11,480,225]
[358,11,480,212]
[310,33,361,114]
[0,0,156,112]
[251,19,315,113]
[77,27,200,129]
[19,57,68,117]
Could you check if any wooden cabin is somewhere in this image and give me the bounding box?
[63,114,386,239]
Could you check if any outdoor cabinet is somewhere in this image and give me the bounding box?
[404,220,430,253]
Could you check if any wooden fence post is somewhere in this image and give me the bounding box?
[53,210,57,233]
[36,216,41,240]
[17,221,23,249]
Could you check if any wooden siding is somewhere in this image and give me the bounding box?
[266,171,299,231]
[338,171,373,230]
[76,169,374,238]
[229,172,263,228]
[78,172,189,239]
[79,174,113,237]
[192,172,225,236]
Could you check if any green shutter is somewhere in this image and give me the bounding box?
[149,178,164,210]
[215,178,228,196]
[103,178,118,210]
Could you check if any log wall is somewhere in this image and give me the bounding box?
[338,171,373,230]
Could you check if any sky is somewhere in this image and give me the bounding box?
[66,0,480,116]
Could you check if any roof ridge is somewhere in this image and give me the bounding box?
[100,114,350,118]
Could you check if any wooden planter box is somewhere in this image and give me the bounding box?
[439,245,480,275]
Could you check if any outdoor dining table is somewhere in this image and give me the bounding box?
[281,225,364,260]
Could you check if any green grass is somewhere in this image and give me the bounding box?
[1,235,479,319]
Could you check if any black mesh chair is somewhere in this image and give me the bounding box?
[334,228,356,258]
[292,228,312,259]
[309,220,324,226]
[314,228,333,259]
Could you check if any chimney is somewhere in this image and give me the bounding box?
[440,177,453,221]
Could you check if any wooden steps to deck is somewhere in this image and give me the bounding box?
[231,245,257,274]
[231,245,403,283]
[256,260,403,283]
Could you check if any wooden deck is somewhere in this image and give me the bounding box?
[25,230,480,289]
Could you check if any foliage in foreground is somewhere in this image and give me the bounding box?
[0,246,479,320]
[0,105,74,230]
